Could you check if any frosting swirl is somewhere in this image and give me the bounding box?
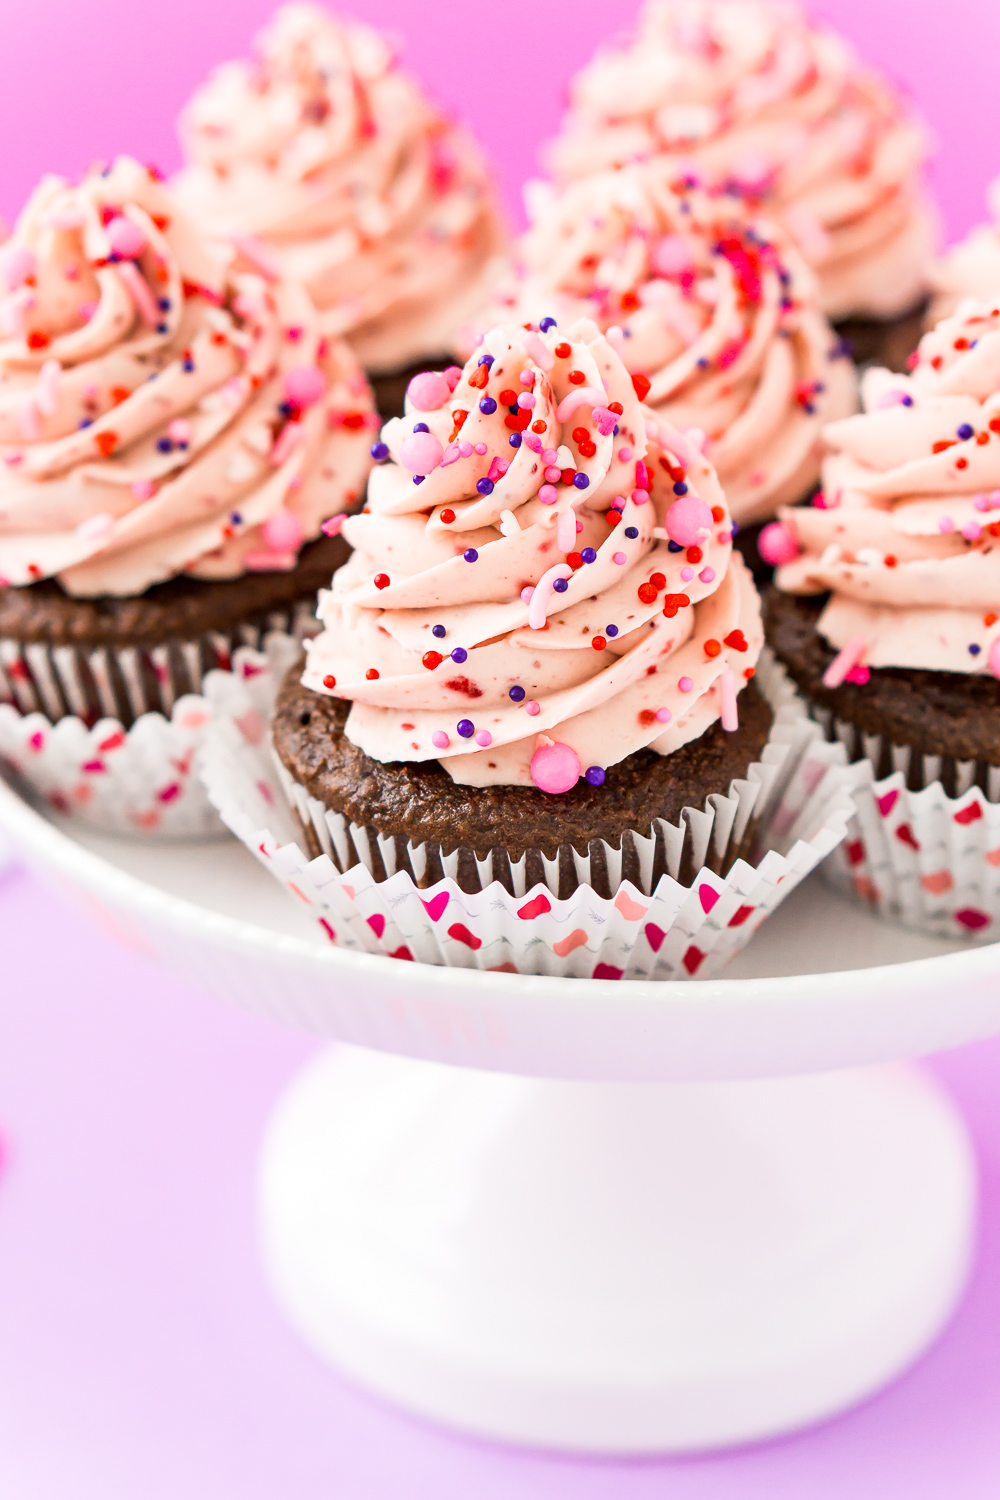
[488,167,856,525]
[303,319,763,790]
[0,157,375,599]
[930,178,1000,325]
[545,0,936,321]
[776,301,1000,675]
[174,2,507,374]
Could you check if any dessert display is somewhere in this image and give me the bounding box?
[765,299,1000,935]
[173,2,507,407]
[0,155,375,833]
[487,164,857,527]
[544,0,937,368]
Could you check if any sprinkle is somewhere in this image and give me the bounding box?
[938,516,955,534]
[509,685,526,701]
[699,566,716,583]
[118,260,160,326]
[823,635,868,689]
[499,509,521,536]
[581,547,597,563]
[957,424,975,440]
[678,676,693,692]
[665,495,713,547]
[522,331,555,369]
[479,397,497,415]
[366,669,379,680]
[422,651,443,669]
[457,719,475,738]
[323,675,337,689]
[374,573,390,589]
[451,647,468,663]
[509,433,522,448]
[321,513,347,536]
[131,478,156,500]
[606,624,619,637]
[758,521,798,566]
[525,700,540,715]
[969,644,982,656]
[591,636,607,651]
[474,442,488,455]
[962,520,982,541]
[613,551,627,565]
[681,567,694,581]
[530,738,580,794]
[624,526,639,539]
[555,386,605,423]
[585,766,606,785]
[476,479,494,496]
[432,731,451,749]
[573,473,590,490]
[521,586,535,604]
[990,639,1000,678]
[655,707,671,724]
[529,563,573,627]
[440,508,456,523]
[538,484,559,503]
[432,624,447,638]
[475,730,493,747]
[464,548,479,562]
[557,509,577,551]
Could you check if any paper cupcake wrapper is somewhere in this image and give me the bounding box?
[810,704,1000,941]
[199,649,856,980]
[0,622,308,839]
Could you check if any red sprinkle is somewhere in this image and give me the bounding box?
[422,651,443,670]
[554,342,571,359]
[704,639,721,658]
[591,635,607,651]
[440,508,456,523]
[650,571,666,590]
[374,573,390,589]
[568,370,586,385]
[631,373,651,401]
[323,674,337,689]
[366,668,379,680]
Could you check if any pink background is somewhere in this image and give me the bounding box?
[2,0,1000,1494]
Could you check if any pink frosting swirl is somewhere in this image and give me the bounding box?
[777,301,1000,674]
[0,157,375,599]
[930,178,1000,325]
[303,319,763,790]
[174,3,507,374]
[488,168,856,525]
[545,0,936,321]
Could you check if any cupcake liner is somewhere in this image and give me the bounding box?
[199,650,856,979]
[809,703,1000,941]
[0,616,312,838]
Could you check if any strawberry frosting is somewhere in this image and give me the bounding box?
[545,0,937,322]
[487,167,856,525]
[303,318,763,790]
[0,157,375,598]
[930,178,1000,325]
[776,301,1000,675]
[174,3,507,375]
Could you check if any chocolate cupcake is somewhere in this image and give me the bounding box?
[765,300,1000,936]
[0,156,374,834]
[173,3,507,411]
[274,316,781,899]
[543,0,937,376]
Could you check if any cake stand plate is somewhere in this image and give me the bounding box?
[0,777,994,1454]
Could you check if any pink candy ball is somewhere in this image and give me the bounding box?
[530,740,581,795]
[105,216,146,260]
[400,431,444,474]
[989,638,1000,680]
[262,508,304,552]
[283,366,327,408]
[652,234,693,277]
[407,371,452,411]
[757,521,799,568]
[665,494,713,547]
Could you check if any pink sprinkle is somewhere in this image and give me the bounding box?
[523,434,542,455]
[539,484,559,504]
[459,440,473,457]
[680,566,695,581]
[875,388,911,410]
[556,386,605,423]
[131,479,156,500]
[36,358,61,417]
[443,366,462,390]
[432,730,451,749]
[543,465,562,482]
[522,331,555,370]
[520,586,535,604]
[612,551,627,565]
[473,442,488,456]
[823,635,868,689]
[284,366,327,408]
[758,521,799,566]
[655,707,671,723]
[974,494,990,511]
[117,260,160,326]
[75,512,114,541]
[530,738,581,794]
[618,446,633,462]
[631,488,649,506]
[321,513,347,536]
[938,516,955,534]
[487,455,509,483]
[699,566,716,582]
[989,639,1000,680]
[106,215,146,259]
[678,676,693,693]
[525,700,540,715]
[168,417,192,445]
[475,730,492,747]
[719,667,738,732]
[271,422,301,467]
[541,448,558,464]
[518,369,536,386]
[591,406,618,437]
[407,371,451,411]
[517,392,537,410]
[557,509,577,551]
[962,520,982,541]
[529,563,572,628]
[665,494,713,547]
[262,508,304,552]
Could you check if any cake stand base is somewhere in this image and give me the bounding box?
[260,1047,975,1455]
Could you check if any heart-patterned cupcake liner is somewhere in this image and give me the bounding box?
[199,643,856,980]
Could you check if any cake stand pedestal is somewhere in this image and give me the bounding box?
[260,1047,973,1454]
[0,778,995,1455]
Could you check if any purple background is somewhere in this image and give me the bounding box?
[2,0,1000,1493]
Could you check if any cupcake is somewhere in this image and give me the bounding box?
[273,314,776,903]
[173,2,507,414]
[487,165,856,534]
[544,0,937,371]
[765,299,1000,935]
[929,177,1000,325]
[0,156,374,834]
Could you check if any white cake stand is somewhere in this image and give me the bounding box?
[2,775,996,1455]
